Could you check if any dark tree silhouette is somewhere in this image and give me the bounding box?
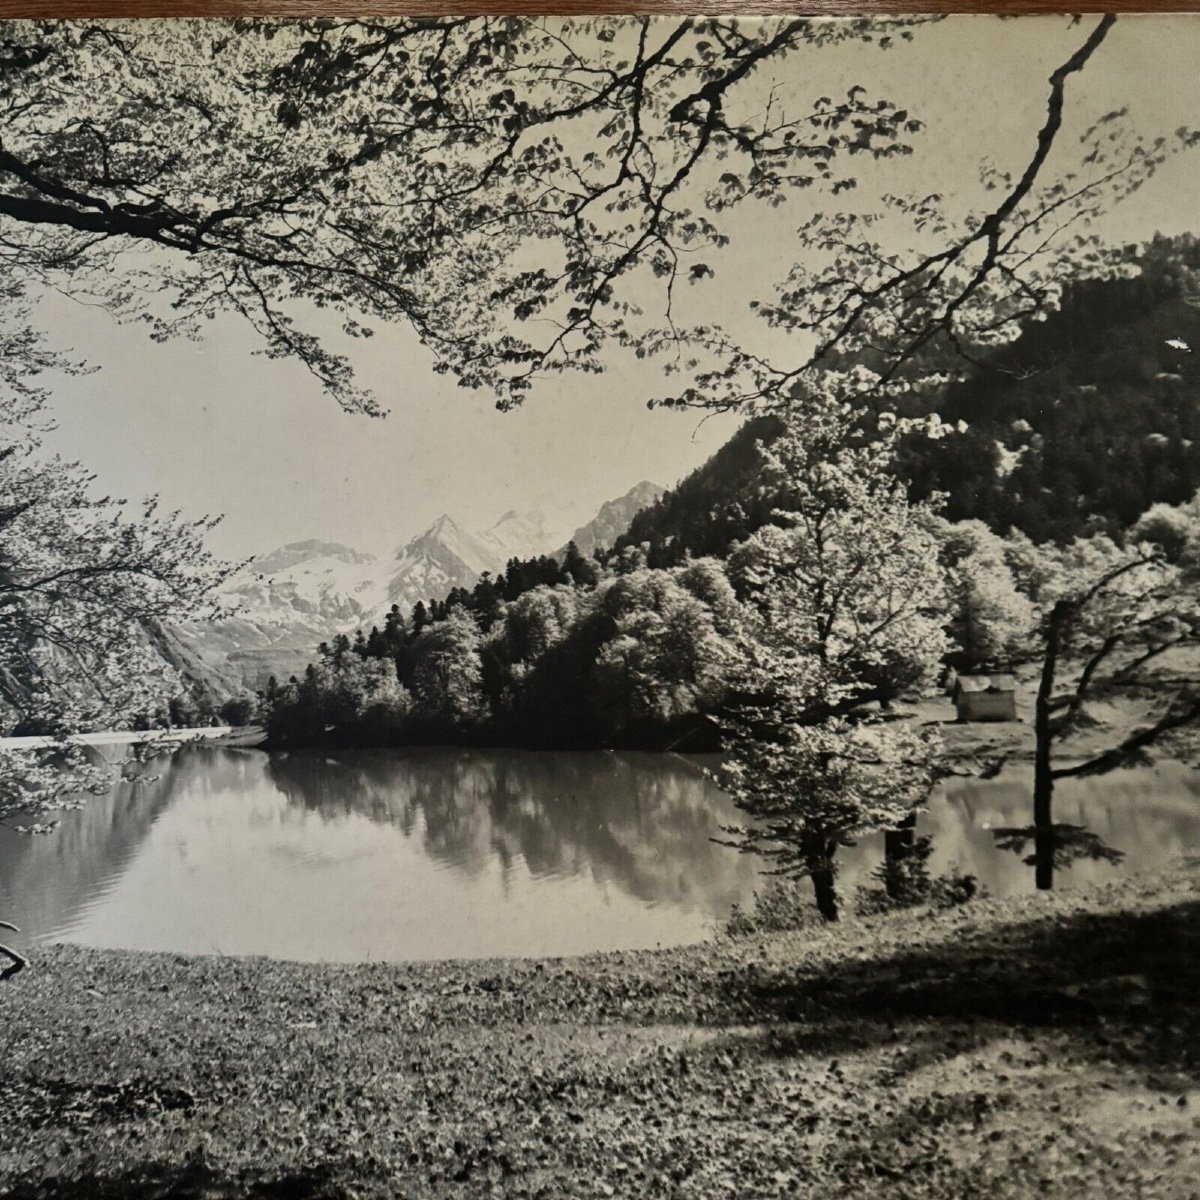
[1003,546,1200,888]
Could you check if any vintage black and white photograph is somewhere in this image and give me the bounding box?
[1,10,1199,1197]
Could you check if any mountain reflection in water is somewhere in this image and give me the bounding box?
[0,748,1196,963]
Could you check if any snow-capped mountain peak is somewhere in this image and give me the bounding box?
[174,488,664,694]
[386,514,504,604]
[251,539,376,575]
[483,509,556,562]
[222,540,384,626]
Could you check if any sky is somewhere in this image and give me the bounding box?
[32,14,1200,563]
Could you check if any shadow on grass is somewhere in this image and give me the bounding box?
[0,1159,343,1200]
[719,899,1200,1079]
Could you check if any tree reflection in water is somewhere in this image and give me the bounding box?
[2,749,1198,962]
[941,765,1200,893]
[0,747,262,944]
[2,748,762,961]
[265,748,755,912]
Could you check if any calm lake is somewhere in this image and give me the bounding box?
[1,747,1198,963]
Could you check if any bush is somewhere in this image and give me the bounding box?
[855,837,978,916]
[725,878,825,936]
[219,694,258,726]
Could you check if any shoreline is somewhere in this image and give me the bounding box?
[4,862,1200,1198]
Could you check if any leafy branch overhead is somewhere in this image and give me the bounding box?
[0,15,1186,412]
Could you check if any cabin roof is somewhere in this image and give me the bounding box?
[954,674,1016,695]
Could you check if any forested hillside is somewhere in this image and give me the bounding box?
[618,235,1200,564]
[904,234,1200,540]
[614,417,786,567]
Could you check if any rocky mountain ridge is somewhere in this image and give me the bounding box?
[561,480,664,557]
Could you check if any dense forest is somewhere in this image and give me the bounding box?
[261,551,737,750]
[618,236,1200,564]
[251,237,1200,753]
[903,234,1200,540]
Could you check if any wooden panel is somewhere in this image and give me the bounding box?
[0,1,1196,19]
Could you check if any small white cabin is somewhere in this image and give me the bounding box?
[953,674,1017,722]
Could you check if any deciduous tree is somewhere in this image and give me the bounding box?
[408,608,485,724]
[0,395,232,976]
[0,16,1180,413]
[998,529,1200,888]
[717,389,949,919]
[936,518,1036,672]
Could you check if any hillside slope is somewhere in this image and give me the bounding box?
[561,481,664,557]
[903,235,1200,540]
[617,235,1200,565]
[6,863,1200,1199]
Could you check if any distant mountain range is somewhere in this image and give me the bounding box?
[168,480,663,694]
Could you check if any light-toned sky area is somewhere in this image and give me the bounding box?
[34,14,1200,562]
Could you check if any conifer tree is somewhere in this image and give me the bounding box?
[411,602,430,637]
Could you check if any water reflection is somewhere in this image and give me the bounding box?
[0,750,216,943]
[991,822,1125,877]
[1,749,1196,963]
[0,747,759,962]
[929,765,1200,894]
[266,749,747,910]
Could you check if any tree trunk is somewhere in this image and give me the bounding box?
[809,866,838,921]
[1033,601,1070,891]
[884,813,917,900]
[806,840,839,922]
[1033,767,1055,890]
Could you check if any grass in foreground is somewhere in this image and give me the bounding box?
[3,864,1200,1199]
